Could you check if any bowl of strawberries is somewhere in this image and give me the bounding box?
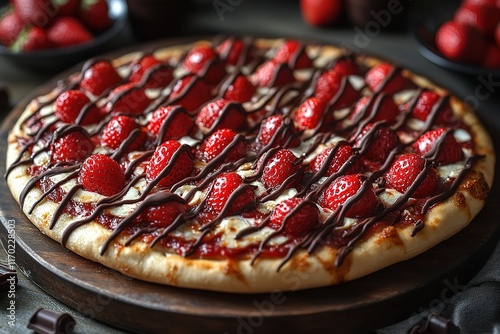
[0,0,127,70]
[414,0,500,77]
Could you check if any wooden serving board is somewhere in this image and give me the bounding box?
[1,38,499,334]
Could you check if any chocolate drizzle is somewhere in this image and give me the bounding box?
[6,36,484,272]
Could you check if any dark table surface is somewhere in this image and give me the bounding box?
[0,0,499,333]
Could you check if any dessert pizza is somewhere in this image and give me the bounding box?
[5,37,495,293]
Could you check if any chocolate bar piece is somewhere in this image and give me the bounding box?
[28,309,76,334]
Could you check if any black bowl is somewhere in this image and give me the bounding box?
[0,0,128,71]
[412,9,500,78]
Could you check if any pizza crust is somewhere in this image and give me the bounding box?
[5,39,495,293]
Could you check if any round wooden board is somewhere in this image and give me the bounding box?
[1,37,499,334]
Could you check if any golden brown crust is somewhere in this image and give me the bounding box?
[5,38,495,293]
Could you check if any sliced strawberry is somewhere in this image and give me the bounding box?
[79,154,125,196]
[269,198,319,236]
[169,75,213,111]
[330,57,359,77]
[223,74,256,102]
[365,63,408,94]
[51,131,94,163]
[146,140,194,188]
[135,200,185,228]
[54,90,102,124]
[435,21,486,63]
[353,123,399,165]
[385,153,438,198]
[403,90,454,124]
[294,97,329,130]
[250,60,295,87]
[412,128,464,165]
[455,4,500,36]
[198,128,246,163]
[261,149,303,190]
[300,0,342,27]
[53,0,80,16]
[182,45,226,85]
[101,115,146,151]
[272,40,313,69]
[205,172,256,215]
[314,69,360,107]
[195,99,247,133]
[105,83,151,115]
[216,37,250,65]
[129,55,173,88]
[0,10,24,47]
[80,0,111,32]
[349,95,399,124]
[256,114,299,148]
[47,16,93,48]
[482,43,500,68]
[319,174,378,218]
[13,0,56,28]
[80,60,122,96]
[147,106,194,142]
[11,26,51,52]
[311,143,361,176]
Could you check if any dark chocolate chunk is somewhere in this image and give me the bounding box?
[27,309,76,334]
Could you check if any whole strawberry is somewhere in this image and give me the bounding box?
[169,75,212,111]
[223,74,256,103]
[435,21,486,63]
[146,140,194,188]
[51,131,94,163]
[0,10,24,46]
[269,198,319,236]
[349,95,399,124]
[455,4,500,36]
[412,128,464,165]
[205,172,256,215]
[11,26,51,52]
[196,99,247,133]
[54,90,102,124]
[385,153,438,198]
[198,128,246,163]
[101,115,146,151]
[311,143,361,176]
[365,63,408,94]
[80,60,122,96]
[402,90,454,124]
[314,69,360,108]
[182,45,226,85]
[294,97,329,130]
[53,0,80,16]
[129,55,173,88]
[147,106,194,142]
[216,37,251,65]
[250,60,295,87]
[105,83,151,115]
[13,0,57,28]
[319,174,378,218]
[79,154,125,196]
[273,40,313,69]
[80,0,111,32]
[300,0,342,27]
[260,149,303,190]
[47,16,93,48]
[353,123,400,166]
[256,114,299,149]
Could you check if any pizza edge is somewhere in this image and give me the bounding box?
[5,38,495,293]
